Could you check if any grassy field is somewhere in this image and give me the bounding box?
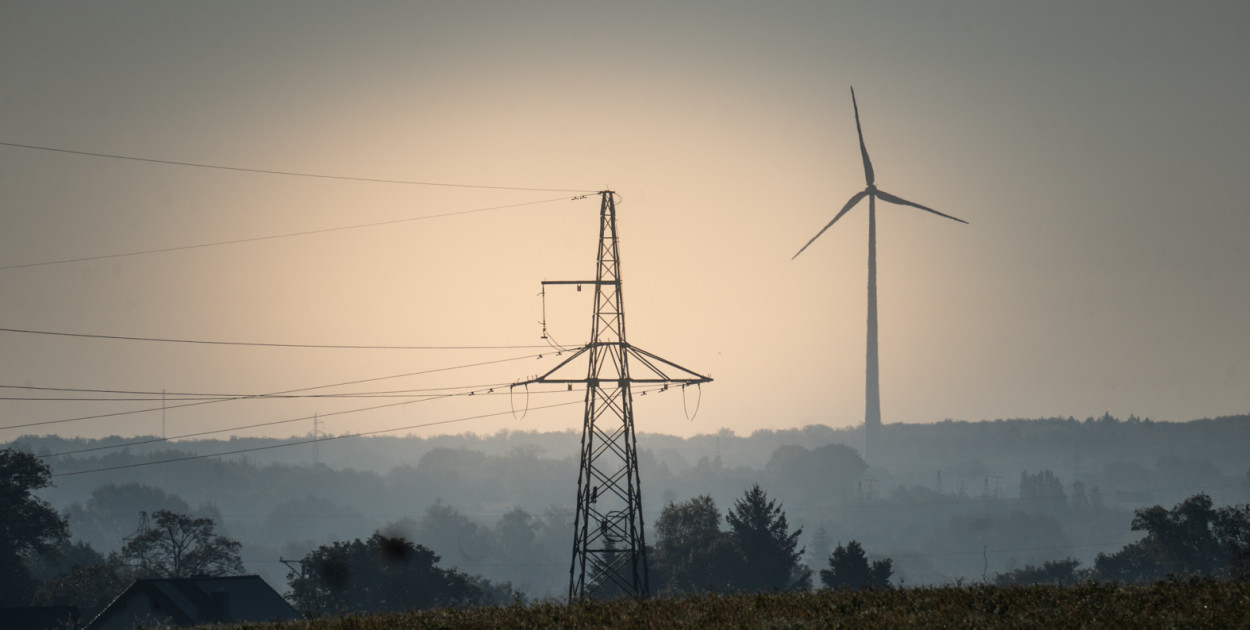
[219,580,1249,629]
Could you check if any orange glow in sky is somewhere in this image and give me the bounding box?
[1,2,1247,445]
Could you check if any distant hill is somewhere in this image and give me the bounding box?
[7,414,1248,596]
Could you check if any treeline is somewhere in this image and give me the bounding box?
[17,412,1249,481]
[6,445,1250,625]
[5,415,1250,596]
[7,443,1250,623]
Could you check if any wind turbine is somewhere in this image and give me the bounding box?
[793,87,967,465]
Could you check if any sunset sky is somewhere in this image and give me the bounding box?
[1,2,1246,447]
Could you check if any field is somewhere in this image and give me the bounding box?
[217,580,1248,629]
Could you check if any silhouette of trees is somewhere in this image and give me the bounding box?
[1214,504,1250,580]
[0,448,70,605]
[121,509,243,578]
[1094,493,1250,582]
[820,540,892,590]
[288,533,485,615]
[651,487,808,594]
[725,484,808,592]
[994,558,1084,586]
[650,496,742,594]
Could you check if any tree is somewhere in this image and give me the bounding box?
[656,496,722,558]
[0,448,70,605]
[725,484,807,592]
[820,540,892,590]
[650,495,743,594]
[1214,503,1250,580]
[121,509,243,578]
[288,532,483,616]
[1094,493,1237,582]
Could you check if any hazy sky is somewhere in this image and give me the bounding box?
[1,1,1246,446]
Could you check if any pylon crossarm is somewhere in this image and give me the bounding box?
[517,344,591,386]
[626,345,712,384]
[541,280,607,286]
[519,343,710,385]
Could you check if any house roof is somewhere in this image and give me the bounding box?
[85,575,301,629]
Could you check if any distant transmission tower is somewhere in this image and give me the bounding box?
[123,511,152,568]
[519,190,710,601]
[312,412,320,467]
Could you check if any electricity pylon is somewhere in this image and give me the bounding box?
[519,190,710,601]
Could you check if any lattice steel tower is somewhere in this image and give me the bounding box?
[521,190,710,600]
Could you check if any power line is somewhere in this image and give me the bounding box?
[48,398,589,478]
[0,381,516,398]
[0,326,548,350]
[0,351,554,431]
[39,385,586,458]
[0,393,509,402]
[0,140,596,193]
[0,391,554,402]
[47,383,675,477]
[0,195,578,271]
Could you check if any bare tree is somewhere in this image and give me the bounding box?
[121,510,243,578]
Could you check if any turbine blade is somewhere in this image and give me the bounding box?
[876,189,968,224]
[851,87,875,187]
[792,190,869,259]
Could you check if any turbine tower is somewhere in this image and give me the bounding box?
[793,87,967,465]
[520,191,710,600]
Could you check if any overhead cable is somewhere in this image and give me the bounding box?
[0,140,595,193]
[48,398,590,478]
[40,384,587,458]
[0,326,547,350]
[0,196,578,271]
[0,381,513,399]
[0,351,553,431]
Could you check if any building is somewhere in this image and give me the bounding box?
[85,575,301,629]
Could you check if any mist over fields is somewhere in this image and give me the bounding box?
[12,413,1248,599]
